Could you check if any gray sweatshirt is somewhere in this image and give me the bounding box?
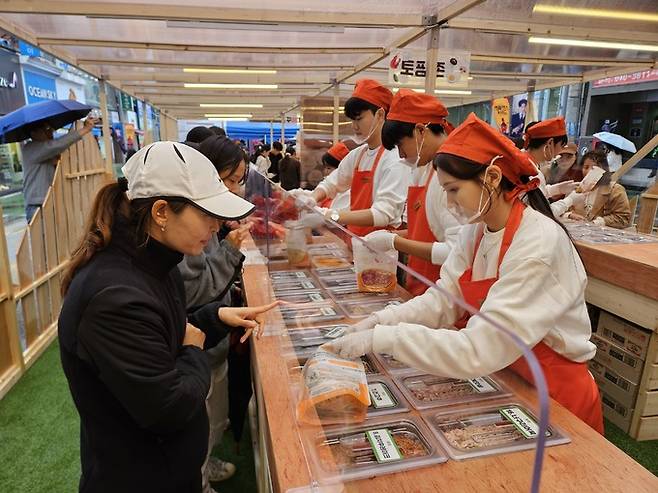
[21,130,83,205]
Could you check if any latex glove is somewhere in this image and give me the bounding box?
[566,190,586,208]
[289,188,317,210]
[550,180,579,197]
[364,230,397,252]
[344,315,379,335]
[285,209,327,229]
[320,329,374,360]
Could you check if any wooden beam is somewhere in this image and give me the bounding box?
[471,52,658,68]
[611,133,658,183]
[98,80,113,175]
[78,58,355,71]
[0,1,425,27]
[446,17,658,45]
[37,38,386,55]
[470,70,584,80]
[102,71,333,84]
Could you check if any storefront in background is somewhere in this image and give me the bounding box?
[0,46,26,196]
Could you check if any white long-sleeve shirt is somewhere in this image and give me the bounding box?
[410,164,462,265]
[255,155,270,175]
[525,154,574,217]
[370,207,595,379]
[316,144,410,228]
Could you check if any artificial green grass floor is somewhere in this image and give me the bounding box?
[0,341,656,493]
[0,340,256,493]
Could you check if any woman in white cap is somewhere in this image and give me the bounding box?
[58,141,279,493]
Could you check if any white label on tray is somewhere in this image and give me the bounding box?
[302,280,315,289]
[320,306,337,316]
[309,293,324,302]
[324,326,346,339]
[366,429,402,463]
[499,407,539,439]
[368,383,396,409]
[296,271,307,278]
[468,377,496,393]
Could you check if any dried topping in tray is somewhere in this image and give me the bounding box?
[357,269,397,293]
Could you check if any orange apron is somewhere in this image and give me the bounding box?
[405,167,440,296]
[347,146,386,237]
[455,200,604,434]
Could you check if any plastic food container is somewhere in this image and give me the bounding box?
[308,243,349,256]
[279,302,345,325]
[366,376,410,418]
[305,414,448,483]
[276,290,332,304]
[269,270,311,281]
[341,299,403,319]
[352,238,398,294]
[312,266,356,279]
[396,373,512,410]
[286,324,350,351]
[311,255,353,269]
[422,402,570,460]
[286,227,310,267]
[272,277,321,293]
[291,350,383,377]
[318,274,359,290]
[374,353,415,375]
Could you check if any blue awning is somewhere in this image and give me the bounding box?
[225,121,298,142]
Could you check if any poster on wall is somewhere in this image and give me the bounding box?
[509,93,528,138]
[389,49,470,88]
[492,98,510,135]
[0,51,25,115]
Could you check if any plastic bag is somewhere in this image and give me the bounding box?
[352,237,397,293]
[286,227,310,267]
[297,349,371,425]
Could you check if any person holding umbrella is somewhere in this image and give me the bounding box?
[0,99,98,222]
[593,131,637,173]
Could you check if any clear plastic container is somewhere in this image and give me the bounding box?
[308,242,348,256]
[305,414,448,483]
[311,255,353,269]
[312,266,356,279]
[286,227,310,267]
[318,274,359,290]
[366,376,410,418]
[272,277,321,293]
[374,353,415,375]
[279,302,345,325]
[286,324,350,351]
[352,238,398,294]
[341,299,403,319]
[422,401,570,460]
[326,284,362,298]
[396,373,512,410]
[276,290,332,304]
[291,350,383,376]
[269,270,311,282]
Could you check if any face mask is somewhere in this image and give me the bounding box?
[353,110,382,145]
[446,156,500,225]
[606,151,622,171]
[401,126,426,168]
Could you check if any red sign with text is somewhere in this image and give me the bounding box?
[593,69,658,88]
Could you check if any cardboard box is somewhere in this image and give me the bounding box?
[591,364,638,409]
[600,390,633,433]
[591,334,644,384]
[597,311,650,360]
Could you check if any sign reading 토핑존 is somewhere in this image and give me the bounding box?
[389,49,470,88]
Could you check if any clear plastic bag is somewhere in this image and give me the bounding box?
[297,349,371,425]
[287,227,310,267]
[351,238,397,293]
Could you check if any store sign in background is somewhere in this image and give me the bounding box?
[23,70,57,104]
[389,49,470,88]
[0,52,25,114]
[18,40,41,58]
[593,69,658,89]
[492,97,511,135]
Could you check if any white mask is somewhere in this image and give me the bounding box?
[401,125,427,169]
[352,110,382,145]
[606,151,622,172]
[445,156,500,225]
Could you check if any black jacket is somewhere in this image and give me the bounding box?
[58,215,231,493]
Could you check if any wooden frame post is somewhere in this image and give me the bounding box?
[98,79,114,175]
[333,83,340,143]
[280,114,285,144]
[425,27,440,95]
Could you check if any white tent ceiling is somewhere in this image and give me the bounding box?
[0,0,656,121]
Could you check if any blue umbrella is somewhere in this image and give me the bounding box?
[0,99,93,143]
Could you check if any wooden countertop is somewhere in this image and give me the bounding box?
[575,241,658,302]
[243,234,658,493]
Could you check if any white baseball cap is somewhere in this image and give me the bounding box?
[121,141,255,220]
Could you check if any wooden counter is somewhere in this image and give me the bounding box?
[243,234,658,493]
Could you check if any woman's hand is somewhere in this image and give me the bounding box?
[218,301,282,340]
[183,322,206,349]
[226,223,252,250]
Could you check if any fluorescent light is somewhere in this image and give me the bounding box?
[304,122,352,126]
[435,89,473,95]
[184,68,277,74]
[533,5,658,22]
[529,37,658,52]
[200,103,263,108]
[184,83,279,89]
[303,106,345,111]
[204,113,253,118]
[208,117,249,121]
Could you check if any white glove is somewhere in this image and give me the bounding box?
[566,190,586,208]
[320,329,374,360]
[364,230,397,252]
[285,209,327,229]
[289,188,317,210]
[344,315,379,335]
[549,180,579,197]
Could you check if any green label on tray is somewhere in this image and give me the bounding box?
[295,271,307,278]
[309,293,324,302]
[499,407,539,439]
[366,429,402,463]
[368,383,396,409]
